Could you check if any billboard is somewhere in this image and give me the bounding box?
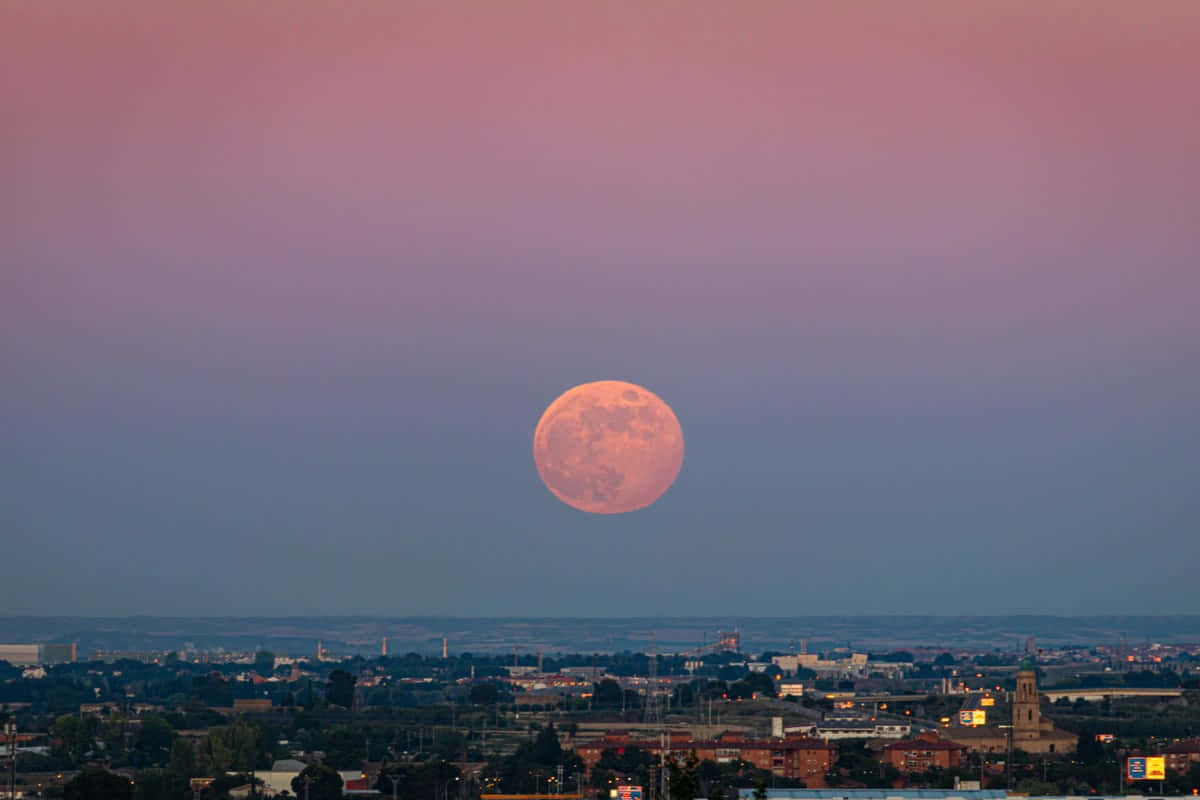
[618,786,644,800]
[959,710,986,726]
[1127,757,1165,781]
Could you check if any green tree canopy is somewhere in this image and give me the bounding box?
[293,762,344,800]
[130,716,175,768]
[255,651,277,678]
[533,722,562,764]
[196,719,262,775]
[468,682,500,705]
[64,768,134,800]
[327,670,357,709]
[667,753,701,800]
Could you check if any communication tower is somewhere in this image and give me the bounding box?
[643,639,662,725]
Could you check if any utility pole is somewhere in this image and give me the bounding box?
[660,731,669,800]
[302,775,313,800]
[1006,727,1013,791]
[6,720,17,800]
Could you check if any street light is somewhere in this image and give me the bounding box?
[389,773,404,800]
[443,776,460,800]
[996,725,1013,791]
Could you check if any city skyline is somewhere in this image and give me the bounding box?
[3,1,1199,617]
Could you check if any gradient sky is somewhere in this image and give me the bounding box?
[3,1,1198,617]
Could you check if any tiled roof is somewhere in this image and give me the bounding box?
[883,738,967,751]
[587,737,836,752]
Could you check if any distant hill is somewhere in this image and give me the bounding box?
[2,615,1200,657]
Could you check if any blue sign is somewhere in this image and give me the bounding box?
[1127,757,1147,780]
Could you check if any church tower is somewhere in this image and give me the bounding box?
[1012,667,1041,740]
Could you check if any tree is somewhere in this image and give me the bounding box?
[593,679,622,709]
[667,753,701,800]
[1074,727,1103,764]
[293,762,344,800]
[431,729,467,761]
[192,674,234,708]
[324,725,368,769]
[102,713,131,765]
[377,760,460,800]
[752,777,768,800]
[208,773,260,797]
[131,768,189,800]
[255,651,276,678]
[64,768,134,800]
[533,722,562,765]
[167,738,196,780]
[727,680,755,700]
[53,714,101,767]
[327,670,357,709]
[196,720,262,775]
[130,716,175,767]
[743,672,777,698]
[469,683,500,706]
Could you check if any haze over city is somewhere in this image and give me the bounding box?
[3,1,1199,619]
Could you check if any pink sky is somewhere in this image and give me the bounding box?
[2,1,1199,615]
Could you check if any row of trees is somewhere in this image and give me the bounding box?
[57,761,348,800]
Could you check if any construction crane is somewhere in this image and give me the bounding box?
[679,629,741,658]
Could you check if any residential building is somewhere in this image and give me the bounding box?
[576,731,836,787]
[881,732,968,773]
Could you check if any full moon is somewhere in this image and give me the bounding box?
[532,380,684,514]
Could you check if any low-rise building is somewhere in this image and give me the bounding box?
[881,732,968,774]
[577,730,837,787]
[784,712,912,741]
[1165,739,1200,774]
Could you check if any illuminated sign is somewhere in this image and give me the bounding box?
[980,696,995,707]
[1127,757,1166,781]
[958,710,986,726]
[618,786,643,800]
[1096,734,1115,743]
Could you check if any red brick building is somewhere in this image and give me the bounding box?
[576,731,836,787]
[737,738,838,785]
[881,732,967,774]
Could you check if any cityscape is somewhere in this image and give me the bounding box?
[4,1,1199,799]
[4,622,1200,798]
